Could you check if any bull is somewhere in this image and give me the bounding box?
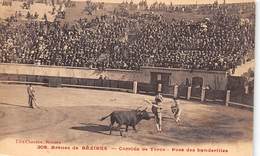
[100,107,151,136]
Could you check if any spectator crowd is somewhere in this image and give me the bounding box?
[0,4,255,71]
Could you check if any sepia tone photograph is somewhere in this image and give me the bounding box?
[0,0,255,155]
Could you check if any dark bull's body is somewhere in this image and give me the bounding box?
[100,109,151,136]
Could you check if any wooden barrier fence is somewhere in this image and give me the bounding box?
[0,73,253,109]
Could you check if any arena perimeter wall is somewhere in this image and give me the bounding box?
[0,64,228,90]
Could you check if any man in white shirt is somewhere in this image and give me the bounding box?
[151,93,163,132]
[171,97,182,125]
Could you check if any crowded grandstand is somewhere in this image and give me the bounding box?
[0,0,255,72]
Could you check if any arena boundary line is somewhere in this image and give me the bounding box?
[228,101,254,109]
[0,80,133,93]
[61,84,133,93]
[0,80,253,110]
[0,80,47,86]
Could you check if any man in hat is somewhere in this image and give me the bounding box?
[27,84,35,108]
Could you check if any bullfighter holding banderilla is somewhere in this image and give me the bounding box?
[145,93,163,132]
[153,93,163,132]
[171,97,182,125]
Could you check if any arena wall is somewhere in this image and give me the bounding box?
[0,63,228,90]
[141,66,228,90]
[0,63,143,80]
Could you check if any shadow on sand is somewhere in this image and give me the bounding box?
[71,123,111,135]
[0,102,30,108]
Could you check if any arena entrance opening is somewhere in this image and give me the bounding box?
[191,77,203,98]
[191,77,203,88]
[150,72,171,94]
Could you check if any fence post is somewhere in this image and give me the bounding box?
[187,86,191,100]
[158,83,162,93]
[245,85,249,94]
[201,87,206,102]
[226,90,231,106]
[133,81,138,94]
[174,85,178,98]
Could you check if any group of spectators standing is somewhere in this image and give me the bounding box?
[122,0,254,15]
[0,4,255,72]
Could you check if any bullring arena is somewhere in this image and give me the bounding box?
[0,84,253,146]
[0,0,255,155]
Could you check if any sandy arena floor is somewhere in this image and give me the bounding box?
[0,84,253,146]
